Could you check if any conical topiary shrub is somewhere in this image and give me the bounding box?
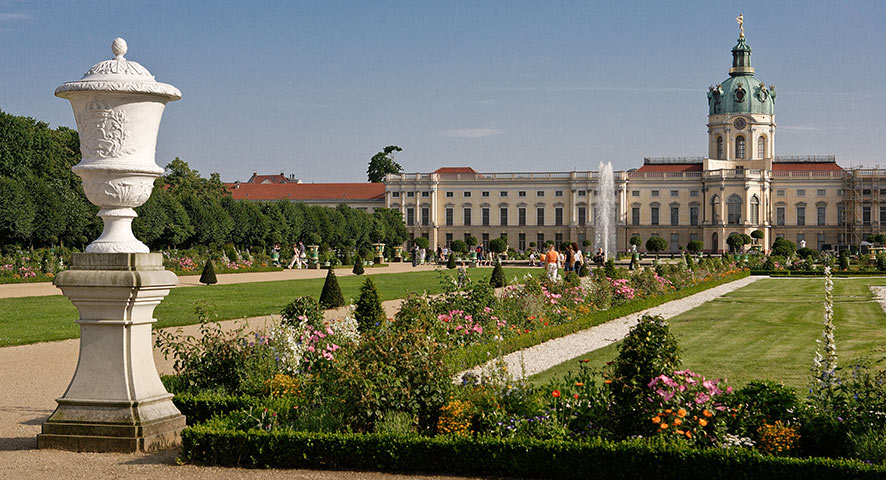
[578,262,589,277]
[354,277,385,333]
[489,260,505,288]
[446,253,457,269]
[319,267,345,309]
[352,255,365,275]
[199,259,217,285]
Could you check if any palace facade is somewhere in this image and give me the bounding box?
[384,31,853,253]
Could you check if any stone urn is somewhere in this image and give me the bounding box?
[39,38,184,453]
[54,38,181,253]
[307,244,320,269]
[372,242,385,265]
[393,245,403,262]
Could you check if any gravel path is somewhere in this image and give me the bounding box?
[460,275,761,380]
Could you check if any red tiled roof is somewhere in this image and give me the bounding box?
[635,164,703,173]
[225,183,385,201]
[246,173,291,184]
[434,167,477,174]
[772,163,844,172]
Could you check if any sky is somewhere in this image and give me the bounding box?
[2,1,886,183]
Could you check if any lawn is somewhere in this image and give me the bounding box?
[0,267,537,347]
[530,277,886,391]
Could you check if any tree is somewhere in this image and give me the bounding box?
[413,236,429,250]
[354,277,385,332]
[446,253,457,269]
[367,145,403,183]
[771,237,796,257]
[490,260,505,287]
[199,259,217,285]
[645,236,667,257]
[352,255,365,275]
[319,268,345,309]
[727,233,751,253]
[465,236,478,248]
[0,177,35,246]
[751,229,764,244]
[630,235,642,248]
[686,239,704,253]
[488,237,508,255]
[450,239,468,254]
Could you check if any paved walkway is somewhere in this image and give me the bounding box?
[461,275,761,380]
[0,262,446,299]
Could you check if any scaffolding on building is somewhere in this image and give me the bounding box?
[841,166,886,248]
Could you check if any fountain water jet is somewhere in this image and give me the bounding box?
[594,162,617,260]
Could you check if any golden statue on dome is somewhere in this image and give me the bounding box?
[737,13,744,38]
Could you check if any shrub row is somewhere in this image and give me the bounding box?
[751,270,886,277]
[180,426,886,479]
[446,271,751,370]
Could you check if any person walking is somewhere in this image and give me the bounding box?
[572,242,584,272]
[412,245,419,267]
[544,244,560,282]
[565,243,575,272]
[287,243,299,269]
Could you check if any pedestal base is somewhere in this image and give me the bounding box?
[39,253,184,452]
[374,256,384,265]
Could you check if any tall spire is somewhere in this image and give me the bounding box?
[729,14,754,76]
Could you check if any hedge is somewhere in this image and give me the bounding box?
[751,270,886,277]
[180,427,886,479]
[446,270,751,370]
[173,393,258,425]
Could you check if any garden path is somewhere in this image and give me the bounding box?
[459,275,762,381]
[0,262,444,299]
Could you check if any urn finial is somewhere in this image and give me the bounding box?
[111,37,128,58]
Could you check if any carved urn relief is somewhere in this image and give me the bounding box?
[55,38,181,253]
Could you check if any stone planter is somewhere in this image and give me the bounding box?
[372,242,385,265]
[393,245,403,262]
[307,245,319,269]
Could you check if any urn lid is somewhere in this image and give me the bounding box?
[55,38,181,100]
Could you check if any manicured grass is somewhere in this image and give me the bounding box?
[0,267,537,347]
[530,278,886,391]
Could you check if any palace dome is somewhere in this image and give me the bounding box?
[707,36,775,116]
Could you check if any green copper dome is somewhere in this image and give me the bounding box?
[707,36,775,115]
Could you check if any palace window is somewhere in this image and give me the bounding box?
[537,207,545,226]
[712,195,720,224]
[445,208,453,226]
[445,191,453,198]
[421,207,430,225]
[796,206,805,226]
[727,194,742,224]
[518,191,526,197]
[392,191,400,198]
[651,206,659,226]
[690,190,699,197]
[406,207,415,226]
[651,190,660,197]
[670,206,679,226]
[817,189,826,196]
[750,195,759,224]
[735,135,746,159]
[555,207,564,226]
[518,207,526,226]
[632,207,640,226]
[818,206,826,226]
[632,190,640,197]
[518,233,526,251]
[797,189,805,196]
[690,206,699,226]
[578,206,587,226]
[537,191,545,197]
[445,233,452,248]
[757,136,765,158]
[500,207,508,226]
[500,191,508,197]
[482,208,490,226]
[717,136,724,159]
[464,191,471,197]
[463,207,472,226]
[776,207,785,226]
[670,190,679,197]
[422,191,429,197]
[407,191,415,198]
[482,191,490,197]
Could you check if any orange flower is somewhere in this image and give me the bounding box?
[673,418,683,426]
[574,382,584,387]
[573,393,579,399]
[552,390,561,398]
[660,423,668,429]
[665,409,673,414]
[675,429,684,435]
[604,380,612,384]
[651,416,661,424]
[676,408,687,418]
[702,410,713,418]
[685,431,692,438]
[698,418,708,427]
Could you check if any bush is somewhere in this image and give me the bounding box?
[646,236,667,256]
[687,240,704,253]
[490,261,505,287]
[281,296,324,327]
[199,259,217,285]
[180,427,886,477]
[354,277,385,332]
[796,247,819,261]
[450,239,468,254]
[447,253,457,269]
[725,381,800,440]
[319,268,345,309]
[579,262,589,277]
[772,238,796,258]
[605,315,681,435]
[352,255,365,274]
[488,237,508,255]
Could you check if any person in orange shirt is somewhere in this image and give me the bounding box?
[544,244,560,282]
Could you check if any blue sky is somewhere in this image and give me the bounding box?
[2,1,885,182]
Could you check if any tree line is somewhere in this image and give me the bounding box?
[0,109,408,255]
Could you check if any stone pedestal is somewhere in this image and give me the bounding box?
[38,253,185,452]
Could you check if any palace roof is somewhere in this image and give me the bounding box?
[225,182,385,201]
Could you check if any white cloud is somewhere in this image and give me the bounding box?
[0,12,29,21]
[437,128,504,138]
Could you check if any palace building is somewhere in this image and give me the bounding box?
[233,25,884,254]
[383,29,855,254]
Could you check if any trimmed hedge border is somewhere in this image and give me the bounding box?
[446,270,751,370]
[180,427,886,479]
[751,270,886,277]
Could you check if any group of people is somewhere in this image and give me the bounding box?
[287,241,307,269]
[538,243,606,282]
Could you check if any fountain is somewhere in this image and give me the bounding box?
[594,162,617,260]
